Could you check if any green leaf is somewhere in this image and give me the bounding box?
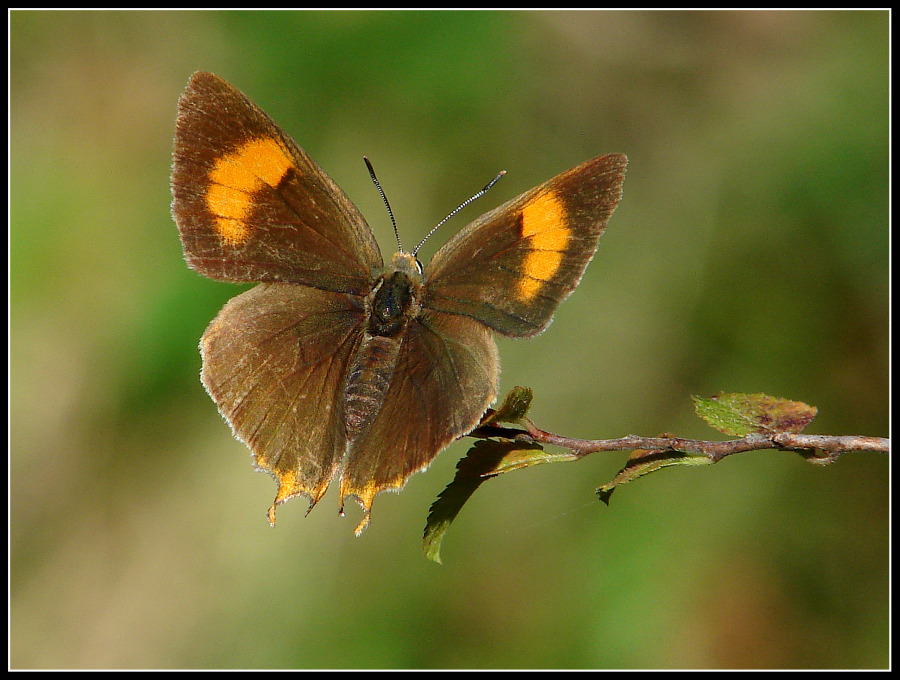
[480,385,533,427]
[423,436,579,563]
[422,458,488,564]
[692,392,817,436]
[597,448,714,505]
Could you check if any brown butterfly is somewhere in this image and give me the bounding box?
[171,71,627,534]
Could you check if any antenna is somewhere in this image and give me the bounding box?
[364,157,403,253]
[412,169,506,257]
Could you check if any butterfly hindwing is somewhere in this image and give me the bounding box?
[338,309,499,535]
[200,282,366,521]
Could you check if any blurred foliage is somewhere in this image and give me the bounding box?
[11,10,887,669]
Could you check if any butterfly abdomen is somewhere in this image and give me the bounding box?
[343,257,426,438]
[343,333,401,437]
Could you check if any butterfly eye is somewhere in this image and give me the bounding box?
[414,258,424,274]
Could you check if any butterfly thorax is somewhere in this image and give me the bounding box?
[367,251,423,336]
[343,251,424,439]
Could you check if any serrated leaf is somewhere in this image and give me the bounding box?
[423,440,522,563]
[596,448,713,504]
[692,392,817,436]
[423,466,485,564]
[475,444,579,476]
[423,437,579,563]
[481,385,534,427]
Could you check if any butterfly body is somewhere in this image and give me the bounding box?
[344,253,424,435]
[172,71,626,534]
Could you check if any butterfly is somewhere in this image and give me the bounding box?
[171,71,627,534]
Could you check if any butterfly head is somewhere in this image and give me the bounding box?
[389,250,424,278]
[366,251,424,337]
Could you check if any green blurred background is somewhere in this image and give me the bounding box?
[10,10,888,669]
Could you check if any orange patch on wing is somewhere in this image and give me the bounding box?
[339,477,392,536]
[266,466,331,527]
[517,191,570,301]
[206,137,294,245]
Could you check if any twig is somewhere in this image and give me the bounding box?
[425,391,888,562]
[471,423,890,463]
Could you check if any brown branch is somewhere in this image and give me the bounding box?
[471,422,890,464]
[426,391,888,562]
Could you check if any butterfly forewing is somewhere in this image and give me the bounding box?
[423,154,627,337]
[172,71,383,294]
